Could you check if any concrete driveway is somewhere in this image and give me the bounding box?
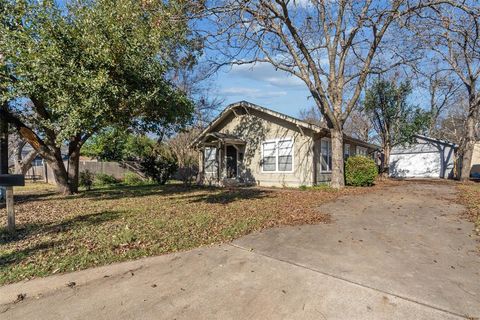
[1,182,479,319]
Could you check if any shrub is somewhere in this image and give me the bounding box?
[123,172,144,185]
[94,173,119,186]
[345,155,378,187]
[176,165,199,185]
[299,184,336,192]
[79,170,95,190]
[139,154,177,185]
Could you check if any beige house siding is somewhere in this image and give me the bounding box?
[196,101,378,187]
[472,143,480,166]
[208,109,315,187]
[471,143,480,177]
[313,136,376,183]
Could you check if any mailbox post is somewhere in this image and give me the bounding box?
[0,175,25,232]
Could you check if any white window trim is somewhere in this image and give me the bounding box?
[320,137,332,173]
[356,146,368,156]
[204,147,217,173]
[261,138,294,173]
[344,143,351,158]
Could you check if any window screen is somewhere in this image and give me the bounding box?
[204,147,217,173]
[321,139,332,172]
[262,141,277,171]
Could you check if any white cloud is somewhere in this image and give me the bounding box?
[289,0,310,8]
[228,62,306,89]
[221,87,287,99]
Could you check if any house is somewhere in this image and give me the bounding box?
[389,135,456,179]
[470,142,480,179]
[192,101,377,187]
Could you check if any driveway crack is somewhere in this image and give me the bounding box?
[229,243,472,319]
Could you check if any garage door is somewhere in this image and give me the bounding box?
[389,152,441,178]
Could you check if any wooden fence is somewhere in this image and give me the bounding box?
[27,160,142,185]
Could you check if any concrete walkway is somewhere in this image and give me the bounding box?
[1,182,479,319]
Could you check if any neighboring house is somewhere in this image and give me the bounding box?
[389,135,457,179]
[471,142,480,179]
[8,140,68,179]
[192,101,377,187]
[9,142,46,167]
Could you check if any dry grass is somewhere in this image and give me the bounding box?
[457,182,480,233]
[0,182,368,285]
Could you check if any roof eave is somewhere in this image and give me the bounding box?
[190,101,323,148]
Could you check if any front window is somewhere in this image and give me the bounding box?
[321,138,332,172]
[204,147,217,173]
[278,139,293,171]
[356,146,368,156]
[344,144,350,160]
[262,138,293,172]
[262,141,277,171]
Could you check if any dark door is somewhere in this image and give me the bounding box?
[226,145,237,178]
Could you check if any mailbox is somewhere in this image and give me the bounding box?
[0,174,25,187]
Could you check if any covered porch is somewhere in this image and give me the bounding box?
[197,132,248,186]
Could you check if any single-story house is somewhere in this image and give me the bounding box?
[389,135,457,179]
[470,142,480,179]
[192,101,378,187]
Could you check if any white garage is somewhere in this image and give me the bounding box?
[389,135,457,179]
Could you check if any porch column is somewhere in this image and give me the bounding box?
[217,141,222,182]
[196,148,203,184]
[223,143,227,179]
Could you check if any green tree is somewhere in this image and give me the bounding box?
[0,0,198,194]
[81,128,155,161]
[364,79,431,176]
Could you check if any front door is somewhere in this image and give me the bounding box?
[226,145,237,178]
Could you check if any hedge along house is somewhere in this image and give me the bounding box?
[192,101,378,187]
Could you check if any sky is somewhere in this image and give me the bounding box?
[51,0,435,121]
[209,61,433,120]
[212,62,313,118]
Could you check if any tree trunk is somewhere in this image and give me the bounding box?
[330,128,345,188]
[7,115,78,194]
[459,117,476,181]
[382,144,391,178]
[45,151,72,195]
[68,146,81,193]
[14,149,38,175]
[460,91,479,181]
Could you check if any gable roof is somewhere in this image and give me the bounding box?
[414,134,458,148]
[192,101,378,149]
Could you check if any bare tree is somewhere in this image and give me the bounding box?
[298,106,325,127]
[344,108,372,142]
[168,62,223,185]
[410,3,480,180]
[206,0,464,187]
[167,128,202,185]
[171,63,224,128]
[8,132,38,175]
[424,69,461,135]
[435,98,479,145]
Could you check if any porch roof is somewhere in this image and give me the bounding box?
[198,132,246,146]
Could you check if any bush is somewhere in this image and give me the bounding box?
[299,184,336,192]
[345,155,378,187]
[123,172,144,185]
[176,165,199,185]
[79,170,95,190]
[139,154,177,185]
[94,173,119,186]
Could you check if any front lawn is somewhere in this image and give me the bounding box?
[457,182,480,233]
[0,183,357,285]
